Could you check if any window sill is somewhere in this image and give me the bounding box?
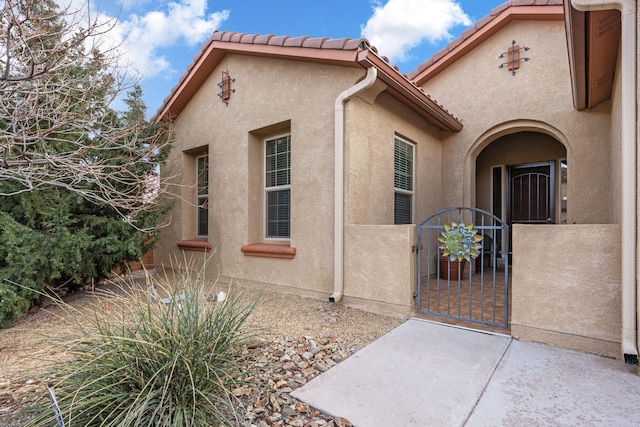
[177,240,212,252]
[241,243,296,259]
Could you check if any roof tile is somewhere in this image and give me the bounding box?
[490,2,511,15]
[322,38,351,49]
[219,32,236,42]
[460,26,477,40]
[431,48,449,62]
[210,30,370,53]
[268,35,290,46]
[253,34,275,44]
[474,14,495,30]
[230,33,244,43]
[240,34,258,43]
[447,37,463,51]
[283,36,310,47]
[511,0,536,5]
[302,37,329,48]
[350,39,369,50]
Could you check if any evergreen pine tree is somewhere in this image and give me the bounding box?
[0,1,172,327]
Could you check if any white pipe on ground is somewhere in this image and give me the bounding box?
[571,0,638,363]
[330,66,378,303]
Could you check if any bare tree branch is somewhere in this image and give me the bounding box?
[0,0,174,228]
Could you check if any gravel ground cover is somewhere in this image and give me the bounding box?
[0,272,404,426]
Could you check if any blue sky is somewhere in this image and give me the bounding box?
[89,0,506,116]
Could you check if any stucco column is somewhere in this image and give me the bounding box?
[571,0,638,364]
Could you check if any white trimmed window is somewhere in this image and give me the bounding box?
[196,155,209,237]
[265,135,291,239]
[394,137,414,225]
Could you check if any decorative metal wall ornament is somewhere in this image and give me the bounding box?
[438,221,483,262]
[217,71,235,105]
[498,40,530,76]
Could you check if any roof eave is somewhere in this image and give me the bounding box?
[358,51,463,132]
[409,4,565,86]
[154,31,462,133]
[154,39,362,122]
[564,5,621,111]
[564,2,588,110]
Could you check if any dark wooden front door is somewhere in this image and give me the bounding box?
[508,162,555,226]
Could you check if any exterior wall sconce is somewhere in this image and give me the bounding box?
[217,71,235,105]
[498,40,530,76]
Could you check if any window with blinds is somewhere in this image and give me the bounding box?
[196,155,209,236]
[265,135,291,238]
[394,137,414,224]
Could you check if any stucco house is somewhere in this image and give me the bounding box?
[154,0,639,367]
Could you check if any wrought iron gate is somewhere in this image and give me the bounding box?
[416,207,510,329]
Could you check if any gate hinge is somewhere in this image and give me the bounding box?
[412,245,422,253]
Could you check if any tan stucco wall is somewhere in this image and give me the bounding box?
[159,54,364,296]
[511,224,621,358]
[157,14,629,329]
[339,85,448,318]
[158,53,436,318]
[420,20,613,224]
[345,92,445,225]
[343,224,416,317]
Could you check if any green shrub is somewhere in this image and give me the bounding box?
[23,267,259,427]
[0,188,166,328]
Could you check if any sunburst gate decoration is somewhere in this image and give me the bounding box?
[438,222,484,262]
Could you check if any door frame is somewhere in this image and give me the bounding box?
[507,161,556,226]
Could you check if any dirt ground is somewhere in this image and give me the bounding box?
[0,270,404,423]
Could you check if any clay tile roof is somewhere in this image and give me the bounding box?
[219,31,236,42]
[474,14,495,31]
[431,49,447,63]
[303,37,330,48]
[446,37,463,51]
[267,35,289,46]
[229,33,244,43]
[155,29,463,130]
[239,34,258,43]
[210,30,372,53]
[460,26,477,40]
[322,38,353,49]
[283,35,310,47]
[490,2,511,15]
[345,38,367,50]
[253,34,275,44]
[155,30,376,121]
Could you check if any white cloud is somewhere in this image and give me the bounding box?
[60,0,228,80]
[114,0,230,79]
[361,0,471,64]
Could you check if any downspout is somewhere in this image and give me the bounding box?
[330,66,378,303]
[571,0,638,363]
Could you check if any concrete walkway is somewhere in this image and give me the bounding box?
[291,319,640,426]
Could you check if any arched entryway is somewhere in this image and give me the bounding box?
[475,131,568,254]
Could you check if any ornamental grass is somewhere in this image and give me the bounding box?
[23,264,259,427]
